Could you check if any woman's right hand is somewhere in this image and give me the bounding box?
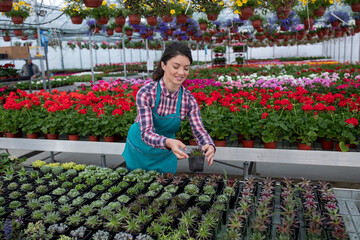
[165,139,189,159]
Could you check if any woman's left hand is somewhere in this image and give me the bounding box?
[202,144,215,166]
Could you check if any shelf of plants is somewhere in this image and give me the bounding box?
[0,161,352,240]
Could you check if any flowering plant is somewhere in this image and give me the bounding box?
[326,10,350,24]
[332,115,359,151]
[89,1,116,19]
[196,0,227,15]
[100,41,109,49]
[0,64,19,78]
[230,0,259,14]
[61,0,88,18]
[259,111,288,143]
[3,1,32,19]
[0,153,26,173]
[67,40,77,50]
[160,0,194,17]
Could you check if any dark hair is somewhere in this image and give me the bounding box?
[153,42,193,81]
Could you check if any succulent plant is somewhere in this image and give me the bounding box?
[85,215,102,228]
[27,198,42,210]
[61,181,73,189]
[164,184,178,194]
[72,196,85,206]
[184,184,200,196]
[70,226,87,238]
[20,183,33,192]
[72,176,83,183]
[58,196,70,204]
[40,165,51,174]
[100,192,113,201]
[52,187,67,195]
[31,209,45,220]
[117,195,131,204]
[48,223,68,234]
[11,207,27,218]
[0,197,5,206]
[135,234,153,240]
[8,200,22,209]
[102,179,113,187]
[115,167,128,175]
[85,177,97,186]
[114,232,134,240]
[42,201,57,212]
[66,212,84,226]
[43,173,53,180]
[108,185,122,194]
[51,166,63,175]
[107,201,122,210]
[7,182,18,190]
[38,194,52,202]
[59,203,73,215]
[9,191,22,199]
[67,189,80,198]
[103,213,123,232]
[35,185,48,194]
[35,177,44,184]
[83,192,96,199]
[30,170,40,179]
[25,221,54,239]
[91,199,106,208]
[74,183,87,191]
[44,211,61,224]
[66,169,78,176]
[57,172,69,181]
[92,230,111,240]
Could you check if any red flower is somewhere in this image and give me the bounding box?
[345,118,359,127]
[261,112,268,119]
[242,105,249,109]
[301,104,313,112]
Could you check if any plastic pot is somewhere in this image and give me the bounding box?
[188,156,204,172]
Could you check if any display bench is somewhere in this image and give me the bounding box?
[0,138,359,177]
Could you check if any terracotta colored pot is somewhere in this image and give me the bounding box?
[264,141,277,149]
[107,29,114,36]
[176,15,188,24]
[297,143,311,150]
[189,139,197,146]
[71,15,83,24]
[335,143,350,152]
[33,33,38,39]
[5,132,22,138]
[351,2,360,12]
[14,29,22,36]
[207,13,218,21]
[303,17,314,30]
[114,26,123,33]
[27,133,39,139]
[125,30,133,36]
[180,25,188,31]
[46,133,59,140]
[115,16,126,25]
[331,20,340,28]
[89,135,100,141]
[68,134,79,141]
[146,16,157,26]
[104,136,117,142]
[84,0,102,8]
[165,29,173,37]
[356,19,360,26]
[0,0,13,12]
[162,15,173,23]
[97,16,109,25]
[214,140,226,147]
[276,4,291,19]
[0,132,3,137]
[199,23,207,31]
[251,19,262,29]
[239,7,254,20]
[242,139,255,148]
[320,139,334,150]
[128,14,141,25]
[3,36,10,42]
[12,16,24,24]
[93,27,100,33]
[313,6,326,17]
[20,35,28,40]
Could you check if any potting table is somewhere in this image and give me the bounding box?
[0,138,359,177]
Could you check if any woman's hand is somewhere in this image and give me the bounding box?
[165,139,189,159]
[202,144,215,166]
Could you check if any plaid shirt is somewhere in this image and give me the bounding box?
[135,79,214,149]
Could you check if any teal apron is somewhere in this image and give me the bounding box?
[123,82,182,174]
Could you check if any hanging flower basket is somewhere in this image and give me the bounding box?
[304,17,314,30]
[351,2,360,12]
[176,14,188,24]
[3,36,10,41]
[14,29,22,36]
[20,35,28,40]
[162,15,173,23]
[34,33,38,38]
[11,16,23,24]
[107,29,114,36]
[207,13,218,21]
[0,0,12,12]
[128,14,140,25]
[239,7,254,20]
[114,26,122,33]
[276,4,291,19]
[199,23,207,31]
[313,6,326,17]
[84,0,102,8]
[165,29,173,36]
[93,26,100,33]
[146,16,157,26]
[331,20,340,28]
[356,19,360,26]
[71,15,83,24]
[125,29,133,36]
[97,16,109,25]
[180,25,188,31]
[251,19,261,29]
[115,16,126,25]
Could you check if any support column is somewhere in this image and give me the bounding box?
[343,35,346,63]
[89,32,95,84]
[122,37,127,79]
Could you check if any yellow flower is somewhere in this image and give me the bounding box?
[242,0,247,3]
[102,1,106,5]
[170,9,175,14]
[14,6,19,10]
[220,1,224,5]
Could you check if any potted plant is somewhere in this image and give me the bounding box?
[61,0,88,24]
[249,13,267,29]
[231,0,259,20]
[188,148,205,172]
[198,17,210,31]
[196,0,226,20]
[343,0,360,12]
[88,2,116,25]
[2,30,10,42]
[4,1,32,24]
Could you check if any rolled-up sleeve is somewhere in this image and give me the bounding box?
[136,86,168,149]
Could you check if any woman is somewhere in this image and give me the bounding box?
[123,42,215,174]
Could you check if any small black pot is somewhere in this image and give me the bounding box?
[188,156,205,172]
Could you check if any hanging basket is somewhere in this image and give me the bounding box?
[176,14,188,24]
[128,14,141,25]
[11,16,24,24]
[313,6,326,17]
[207,13,218,21]
[115,16,126,25]
[351,2,360,12]
[125,29,133,36]
[71,15,83,24]
[97,16,109,25]
[276,4,292,19]
[165,29,173,36]
[239,7,254,20]
[93,26,100,34]
[180,25,188,31]
[331,20,340,28]
[199,23,207,31]
[20,35,28,40]
[162,15,173,23]
[114,26,122,33]
[356,19,360,26]
[303,17,314,30]
[146,16,157,26]
[0,0,13,12]
[107,29,114,36]
[251,19,262,29]
[3,36,10,41]
[14,29,22,36]
[84,0,102,8]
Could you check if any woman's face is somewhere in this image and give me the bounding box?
[161,55,191,90]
